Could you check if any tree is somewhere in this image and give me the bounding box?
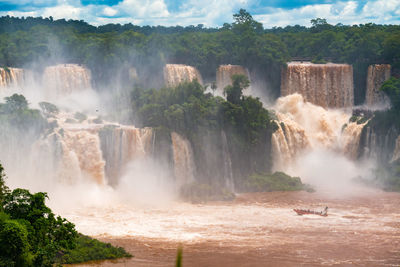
[381,77,400,109]
[0,164,9,209]
[224,74,249,104]
[233,9,263,33]
[4,94,28,113]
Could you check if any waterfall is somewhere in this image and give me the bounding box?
[42,64,92,98]
[359,125,399,164]
[163,64,203,87]
[340,121,368,160]
[365,64,391,107]
[281,62,354,108]
[0,67,24,88]
[32,111,154,187]
[99,126,153,185]
[271,94,365,172]
[171,132,195,188]
[391,136,400,163]
[271,115,309,172]
[221,131,234,192]
[216,65,250,94]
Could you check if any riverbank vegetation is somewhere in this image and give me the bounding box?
[0,164,131,266]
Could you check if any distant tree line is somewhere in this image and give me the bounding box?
[1,10,399,103]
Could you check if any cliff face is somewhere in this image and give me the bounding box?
[281,62,354,109]
[365,64,391,107]
[358,125,399,164]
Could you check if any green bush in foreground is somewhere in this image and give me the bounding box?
[243,172,314,193]
[56,234,132,264]
[0,163,131,266]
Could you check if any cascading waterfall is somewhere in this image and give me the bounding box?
[281,62,354,108]
[221,131,234,192]
[271,94,365,172]
[0,67,24,88]
[365,64,391,107]
[99,125,153,185]
[171,132,196,189]
[359,125,399,164]
[163,64,203,87]
[42,64,92,98]
[391,136,400,163]
[216,65,250,94]
[32,111,154,187]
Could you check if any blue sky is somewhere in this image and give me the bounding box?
[0,0,399,27]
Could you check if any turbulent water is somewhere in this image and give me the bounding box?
[365,64,391,107]
[271,94,365,171]
[163,64,203,87]
[65,190,400,266]
[281,62,354,108]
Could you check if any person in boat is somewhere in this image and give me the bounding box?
[321,206,328,216]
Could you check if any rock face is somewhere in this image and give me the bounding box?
[358,126,399,164]
[216,65,250,92]
[365,64,391,107]
[163,64,203,87]
[281,62,354,109]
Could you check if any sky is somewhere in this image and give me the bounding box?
[0,0,399,28]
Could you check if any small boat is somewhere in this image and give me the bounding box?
[293,206,328,217]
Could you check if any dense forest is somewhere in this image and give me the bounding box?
[1,10,399,103]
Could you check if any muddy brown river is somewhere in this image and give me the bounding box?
[66,190,400,266]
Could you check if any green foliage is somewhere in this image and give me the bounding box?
[57,234,132,264]
[242,172,314,193]
[0,94,47,134]
[0,215,32,267]
[0,164,130,266]
[0,13,398,103]
[0,164,9,208]
[176,246,183,267]
[131,79,277,187]
[224,74,249,104]
[2,188,77,266]
[380,77,400,109]
[39,102,59,116]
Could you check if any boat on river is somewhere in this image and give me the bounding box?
[293,206,328,217]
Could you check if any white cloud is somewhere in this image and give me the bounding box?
[103,6,117,17]
[118,0,169,18]
[254,0,400,27]
[41,4,82,20]
[0,0,398,27]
